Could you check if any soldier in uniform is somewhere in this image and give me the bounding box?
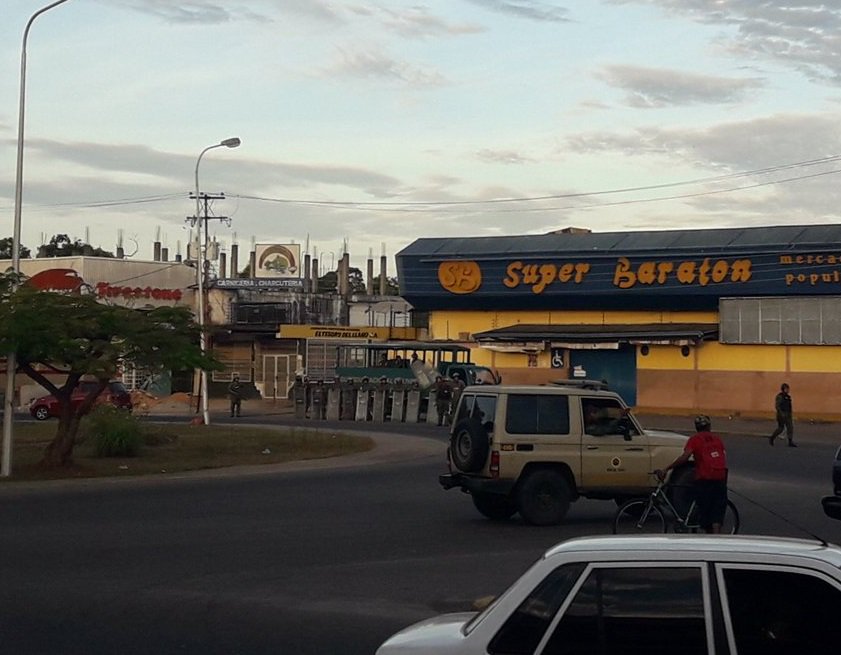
[431,375,453,427]
[451,372,466,421]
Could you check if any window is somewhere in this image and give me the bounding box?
[488,563,585,655]
[506,395,570,435]
[543,566,707,655]
[454,394,497,430]
[582,398,630,436]
[722,567,841,654]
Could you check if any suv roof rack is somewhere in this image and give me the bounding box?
[550,379,610,391]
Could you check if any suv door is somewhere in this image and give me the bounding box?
[579,396,651,494]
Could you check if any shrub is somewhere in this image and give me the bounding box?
[84,405,143,457]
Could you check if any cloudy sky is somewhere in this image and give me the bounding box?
[3,0,841,273]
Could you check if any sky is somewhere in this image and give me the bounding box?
[3,0,841,275]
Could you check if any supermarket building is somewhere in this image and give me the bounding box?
[396,224,841,419]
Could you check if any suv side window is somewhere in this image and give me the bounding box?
[544,566,708,655]
[506,395,570,435]
[582,397,632,436]
[454,394,497,430]
[722,567,841,653]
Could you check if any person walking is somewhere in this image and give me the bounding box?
[228,374,243,418]
[768,383,796,447]
[656,415,728,534]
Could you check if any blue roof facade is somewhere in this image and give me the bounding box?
[396,224,841,311]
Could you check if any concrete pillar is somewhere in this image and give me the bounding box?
[231,244,239,278]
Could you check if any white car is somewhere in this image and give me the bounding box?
[376,535,841,655]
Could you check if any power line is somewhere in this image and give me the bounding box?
[3,153,841,214]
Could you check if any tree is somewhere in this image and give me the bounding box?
[38,234,114,258]
[0,237,31,261]
[0,277,215,467]
[371,274,400,295]
[317,267,366,294]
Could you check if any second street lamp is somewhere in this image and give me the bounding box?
[193,137,240,426]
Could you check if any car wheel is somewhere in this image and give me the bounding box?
[449,418,489,472]
[516,469,571,526]
[471,493,517,521]
[33,406,50,421]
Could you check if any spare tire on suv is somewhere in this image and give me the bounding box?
[450,418,489,472]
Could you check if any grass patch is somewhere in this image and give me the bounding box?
[5,420,375,481]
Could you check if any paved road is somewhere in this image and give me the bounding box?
[1,416,839,654]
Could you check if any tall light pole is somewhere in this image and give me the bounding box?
[3,0,74,478]
[193,137,240,426]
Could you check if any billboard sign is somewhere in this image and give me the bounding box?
[254,244,301,279]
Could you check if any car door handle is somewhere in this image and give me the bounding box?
[586,445,599,450]
[625,447,644,451]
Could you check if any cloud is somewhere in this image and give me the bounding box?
[116,0,337,24]
[475,149,535,164]
[465,0,571,22]
[613,1,841,85]
[599,65,765,107]
[562,111,841,221]
[347,4,484,38]
[324,48,448,86]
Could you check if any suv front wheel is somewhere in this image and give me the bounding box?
[517,469,571,526]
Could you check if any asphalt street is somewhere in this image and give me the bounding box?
[0,410,839,654]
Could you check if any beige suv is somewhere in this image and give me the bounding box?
[439,381,690,525]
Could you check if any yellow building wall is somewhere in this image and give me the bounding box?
[428,308,841,419]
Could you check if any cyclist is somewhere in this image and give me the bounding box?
[655,415,728,534]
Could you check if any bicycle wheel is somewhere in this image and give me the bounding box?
[613,499,667,534]
[685,499,740,534]
[722,500,740,534]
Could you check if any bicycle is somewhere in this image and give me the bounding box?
[613,475,740,534]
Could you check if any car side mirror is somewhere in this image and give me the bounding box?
[822,495,841,521]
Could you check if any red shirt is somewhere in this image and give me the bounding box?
[685,431,728,481]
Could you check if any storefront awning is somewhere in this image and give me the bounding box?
[473,323,719,348]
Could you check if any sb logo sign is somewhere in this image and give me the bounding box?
[438,261,482,294]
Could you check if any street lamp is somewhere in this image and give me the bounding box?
[194,137,240,426]
[3,0,74,478]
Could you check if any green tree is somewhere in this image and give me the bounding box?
[371,274,400,295]
[0,237,31,260]
[0,279,215,468]
[317,267,366,294]
[39,234,114,258]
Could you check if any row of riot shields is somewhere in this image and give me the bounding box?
[291,378,452,425]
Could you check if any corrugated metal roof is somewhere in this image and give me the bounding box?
[397,223,841,258]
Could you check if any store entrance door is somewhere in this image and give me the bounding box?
[261,354,299,400]
[568,346,637,405]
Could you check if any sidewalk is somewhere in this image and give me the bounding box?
[139,393,840,443]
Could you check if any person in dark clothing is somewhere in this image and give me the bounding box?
[656,415,728,534]
[769,383,796,447]
[431,375,453,426]
[228,374,243,417]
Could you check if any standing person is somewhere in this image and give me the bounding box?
[655,415,728,534]
[228,374,243,418]
[451,372,466,419]
[768,383,796,447]
[431,375,453,427]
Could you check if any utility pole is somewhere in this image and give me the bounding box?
[186,192,231,421]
